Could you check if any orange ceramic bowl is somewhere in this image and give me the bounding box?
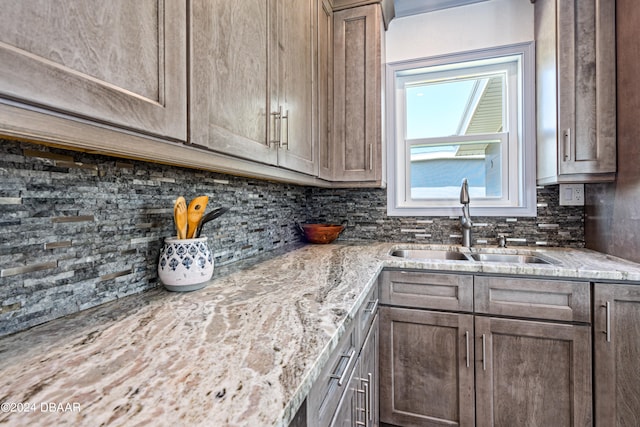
[299,223,346,244]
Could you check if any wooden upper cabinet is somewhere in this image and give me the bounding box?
[535,0,616,184]
[274,0,317,175]
[190,0,316,175]
[330,3,385,184]
[0,0,187,140]
[332,0,395,29]
[318,0,333,180]
[189,0,277,165]
[594,283,640,427]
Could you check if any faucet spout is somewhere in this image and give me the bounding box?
[460,178,470,205]
[460,179,472,248]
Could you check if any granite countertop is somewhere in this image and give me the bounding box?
[1,242,640,427]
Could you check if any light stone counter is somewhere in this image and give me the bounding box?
[1,242,640,427]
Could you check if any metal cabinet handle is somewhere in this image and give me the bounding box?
[564,128,572,161]
[356,376,370,427]
[281,109,289,149]
[367,372,373,423]
[604,301,611,343]
[364,298,378,314]
[270,107,282,146]
[368,143,373,171]
[482,333,487,371]
[329,349,356,386]
[465,331,470,368]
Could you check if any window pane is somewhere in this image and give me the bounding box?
[405,74,505,140]
[410,140,502,199]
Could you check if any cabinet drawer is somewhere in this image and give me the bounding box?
[475,276,590,323]
[307,323,358,427]
[357,284,379,347]
[379,270,473,312]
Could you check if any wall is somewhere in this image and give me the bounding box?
[386,0,534,63]
[0,139,307,337]
[0,137,585,337]
[308,186,584,247]
[585,0,640,263]
[0,0,589,337]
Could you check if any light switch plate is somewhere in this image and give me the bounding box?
[559,183,585,206]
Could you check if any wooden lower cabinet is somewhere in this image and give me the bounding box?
[594,283,640,426]
[379,306,475,426]
[331,315,379,427]
[379,309,592,427]
[474,317,592,427]
[331,357,361,427]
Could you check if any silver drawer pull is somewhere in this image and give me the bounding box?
[281,109,289,149]
[367,373,373,422]
[465,331,470,368]
[604,301,611,343]
[357,375,371,426]
[364,298,378,313]
[482,334,487,371]
[564,128,571,161]
[329,349,356,386]
[355,381,368,427]
[270,108,282,146]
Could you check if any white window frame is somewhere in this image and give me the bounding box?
[386,42,536,217]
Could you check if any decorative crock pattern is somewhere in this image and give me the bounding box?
[158,237,214,290]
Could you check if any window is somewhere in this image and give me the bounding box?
[386,43,536,216]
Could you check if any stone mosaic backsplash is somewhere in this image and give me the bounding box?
[0,138,584,336]
[0,139,307,337]
[307,186,585,248]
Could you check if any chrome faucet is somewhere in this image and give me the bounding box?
[460,178,473,248]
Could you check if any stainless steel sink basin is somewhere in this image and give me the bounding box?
[468,253,553,264]
[390,249,470,261]
[390,248,558,265]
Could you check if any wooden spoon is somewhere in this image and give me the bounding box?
[186,195,209,239]
[173,197,187,239]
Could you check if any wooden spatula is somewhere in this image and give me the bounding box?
[174,196,188,239]
[186,195,209,239]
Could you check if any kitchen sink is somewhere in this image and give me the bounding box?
[390,248,559,265]
[468,253,554,264]
[390,249,470,261]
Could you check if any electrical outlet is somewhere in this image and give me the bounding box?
[559,183,585,206]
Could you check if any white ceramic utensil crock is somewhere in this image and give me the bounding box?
[158,236,214,291]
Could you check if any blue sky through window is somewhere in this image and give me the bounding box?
[405,80,476,139]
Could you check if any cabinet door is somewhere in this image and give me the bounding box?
[189,0,277,165]
[0,0,186,140]
[318,0,333,180]
[308,324,359,427]
[594,283,640,426]
[332,4,384,182]
[475,317,592,427]
[360,315,378,427]
[275,0,317,175]
[380,307,475,426]
[329,317,378,427]
[330,358,360,427]
[535,0,616,183]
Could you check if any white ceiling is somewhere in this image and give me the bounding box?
[394,0,490,17]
